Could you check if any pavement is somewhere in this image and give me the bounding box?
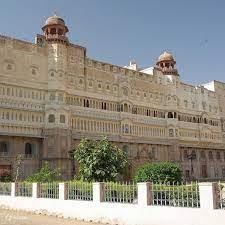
[0,209,106,225]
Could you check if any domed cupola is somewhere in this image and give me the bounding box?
[156,51,179,76]
[42,14,69,44]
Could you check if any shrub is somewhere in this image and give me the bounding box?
[0,170,12,182]
[134,162,182,183]
[26,162,61,183]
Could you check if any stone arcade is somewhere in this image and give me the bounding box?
[0,15,225,180]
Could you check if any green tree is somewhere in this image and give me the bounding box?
[74,137,128,182]
[134,162,182,183]
[26,162,61,182]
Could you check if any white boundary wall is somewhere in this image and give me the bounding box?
[0,182,224,225]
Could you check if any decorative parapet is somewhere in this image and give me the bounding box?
[85,58,155,82]
[0,34,47,55]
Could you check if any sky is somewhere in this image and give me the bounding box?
[0,0,225,85]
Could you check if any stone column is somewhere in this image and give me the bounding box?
[137,182,152,206]
[11,182,17,197]
[93,182,105,203]
[32,183,40,198]
[59,183,68,200]
[199,182,219,209]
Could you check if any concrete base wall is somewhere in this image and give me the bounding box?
[0,196,225,225]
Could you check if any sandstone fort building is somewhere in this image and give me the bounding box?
[0,15,225,180]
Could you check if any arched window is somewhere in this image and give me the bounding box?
[208,151,214,160]
[169,129,174,137]
[86,100,89,107]
[0,142,8,154]
[31,68,36,75]
[25,143,32,156]
[48,114,55,123]
[168,112,173,118]
[124,103,128,112]
[7,64,12,70]
[60,115,65,123]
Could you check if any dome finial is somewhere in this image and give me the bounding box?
[53,11,58,17]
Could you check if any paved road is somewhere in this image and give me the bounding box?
[0,209,105,225]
